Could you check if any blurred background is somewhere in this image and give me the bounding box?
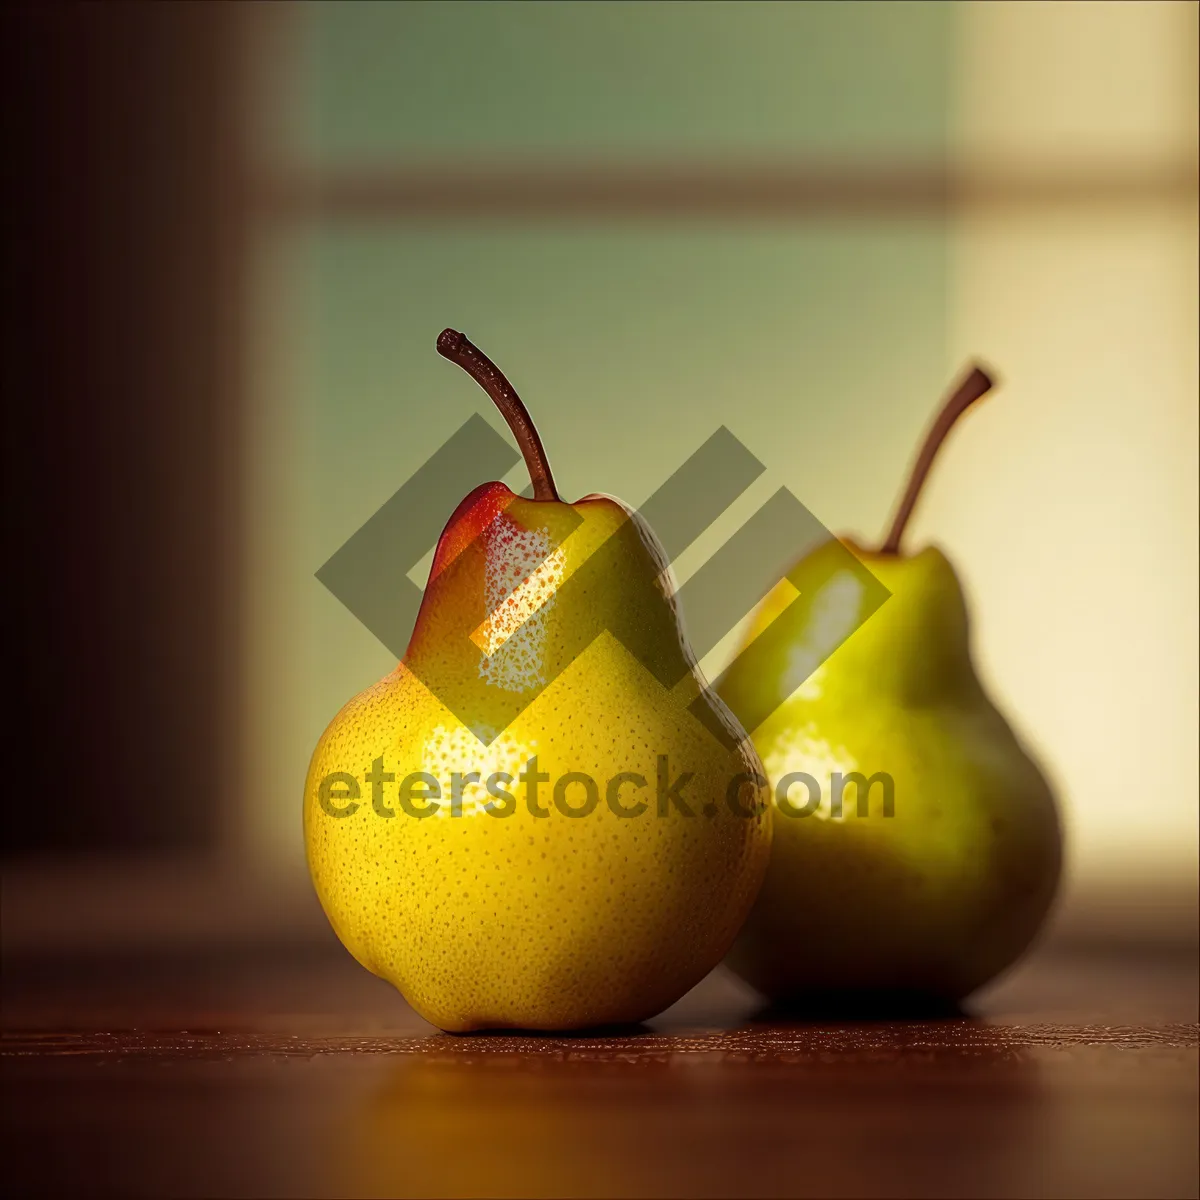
[4,0,1197,962]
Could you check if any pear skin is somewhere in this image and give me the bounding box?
[720,539,1060,1001]
[305,332,771,1032]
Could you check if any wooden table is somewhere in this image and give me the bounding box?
[3,946,1197,1198]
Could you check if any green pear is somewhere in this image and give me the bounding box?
[718,366,1062,1003]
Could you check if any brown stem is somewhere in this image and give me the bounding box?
[880,363,995,555]
[436,328,560,502]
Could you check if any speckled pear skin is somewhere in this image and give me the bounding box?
[305,484,771,1032]
[718,538,1061,1002]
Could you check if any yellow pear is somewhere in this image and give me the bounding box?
[305,330,771,1031]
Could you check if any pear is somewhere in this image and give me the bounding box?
[305,330,771,1032]
[718,366,1061,1003]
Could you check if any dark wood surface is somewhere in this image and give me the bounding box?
[3,946,1197,1198]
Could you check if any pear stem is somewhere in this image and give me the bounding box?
[437,328,560,502]
[880,364,995,555]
